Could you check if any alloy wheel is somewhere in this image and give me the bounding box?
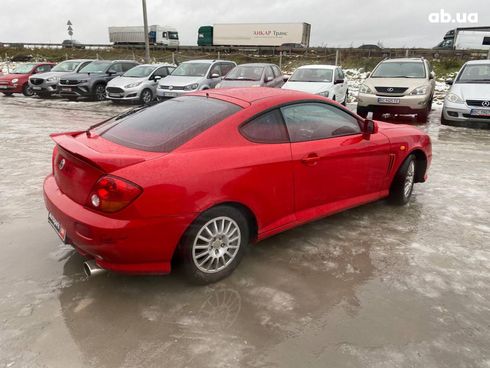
[404,160,415,198]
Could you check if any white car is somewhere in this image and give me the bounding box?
[282,65,348,105]
[442,60,490,129]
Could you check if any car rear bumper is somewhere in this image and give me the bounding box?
[43,174,194,274]
[358,93,431,111]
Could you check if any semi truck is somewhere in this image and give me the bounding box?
[434,26,490,50]
[109,25,179,47]
[198,23,311,47]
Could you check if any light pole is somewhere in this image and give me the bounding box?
[142,0,150,63]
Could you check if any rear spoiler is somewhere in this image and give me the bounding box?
[50,132,147,172]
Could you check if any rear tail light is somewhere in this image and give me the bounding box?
[88,175,142,213]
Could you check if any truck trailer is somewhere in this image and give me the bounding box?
[198,23,311,47]
[434,26,490,50]
[109,25,179,47]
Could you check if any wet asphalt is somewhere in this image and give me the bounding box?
[0,95,489,368]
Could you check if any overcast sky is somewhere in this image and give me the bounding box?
[0,0,488,47]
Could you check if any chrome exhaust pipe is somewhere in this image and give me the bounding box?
[83,260,106,277]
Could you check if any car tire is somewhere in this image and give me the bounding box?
[93,84,106,101]
[416,108,429,123]
[388,154,416,205]
[22,83,34,97]
[139,88,153,105]
[181,205,250,285]
[342,90,348,106]
[357,106,368,118]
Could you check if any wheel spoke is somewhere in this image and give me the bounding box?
[199,255,212,267]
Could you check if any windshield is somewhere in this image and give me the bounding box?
[79,61,112,74]
[289,68,333,82]
[225,66,264,81]
[11,63,36,74]
[456,64,490,83]
[172,63,210,77]
[123,65,156,78]
[51,61,81,72]
[99,96,241,152]
[169,32,179,40]
[371,62,426,78]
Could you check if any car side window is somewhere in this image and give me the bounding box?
[264,66,274,81]
[209,64,222,77]
[167,66,176,75]
[220,63,235,76]
[240,109,289,143]
[272,65,282,77]
[79,61,91,70]
[108,63,123,73]
[153,67,169,78]
[123,63,137,72]
[36,65,51,73]
[281,103,361,142]
[338,68,345,79]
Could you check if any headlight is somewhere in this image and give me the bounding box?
[410,85,429,95]
[446,93,463,104]
[46,76,59,82]
[359,84,373,94]
[317,90,329,97]
[184,83,199,91]
[124,81,143,88]
[11,78,18,83]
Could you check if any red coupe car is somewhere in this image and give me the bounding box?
[43,88,432,284]
[0,62,55,96]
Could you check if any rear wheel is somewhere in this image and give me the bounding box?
[181,206,249,284]
[139,88,153,105]
[389,155,416,205]
[93,84,106,101]
[22,83,34,97]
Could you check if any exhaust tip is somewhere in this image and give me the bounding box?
[83,260,105,277]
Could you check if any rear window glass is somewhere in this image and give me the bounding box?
[99,96,241,152]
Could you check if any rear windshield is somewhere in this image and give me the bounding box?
[99,96,241,152]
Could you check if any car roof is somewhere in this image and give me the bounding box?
[191,87,321,107]
[182,59,234,64]
[464,59,490,65]
[382,58,425,63]
[297,64,336,70]
[136,63,175,67]
[234,63,275,67]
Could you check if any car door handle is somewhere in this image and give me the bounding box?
[301,153,320,166]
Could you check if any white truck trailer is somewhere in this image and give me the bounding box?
[109,25,179,47]
[209,23,311,47]
[435,27,490,50]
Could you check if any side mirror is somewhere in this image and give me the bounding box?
[334,79,344,84]
[445,78,454,85]
[153,75,162,81]
[107,70,115,76]
[429,71,435,80]
[365,72,371,78]
[363,119,378,134]
[265,76,273,82]
[211,73,220,79]
[283,75,290,82]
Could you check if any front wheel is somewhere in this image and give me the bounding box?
[139,88,153,105]
[389,155,416,205]
[22,84,34,97]
[93,84,106,101]
[182,206,249,284]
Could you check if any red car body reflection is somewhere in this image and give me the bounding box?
[43,88,431,276]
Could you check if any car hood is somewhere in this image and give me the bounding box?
[450,83,490,101]
[61,73,100,81]
[31,71,78,80]
[364,77,426,89]
[218,80,262,88]
[0,73,29,81]
[282,81,333,94]
[159,75,203,87]
[108,76,147,87]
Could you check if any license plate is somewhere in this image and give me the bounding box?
[378,97,400,104]
[61,87,72,92]
[48,212,66,242]
[471,109,490,117]
[32,86,41,90]
[164,92,178,97]
[109,93,122,98]
[0,85,8,89]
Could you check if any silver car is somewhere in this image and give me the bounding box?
[156,59,236,99]
[28,59,93,98]
[442,60,490,129]
[106,64,176,104]
[216,63,284,89]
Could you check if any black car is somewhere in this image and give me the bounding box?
[58,60,139,101]
[62,39,85,49]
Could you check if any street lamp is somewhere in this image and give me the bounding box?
[142,0,150,63]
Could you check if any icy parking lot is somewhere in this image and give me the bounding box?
[0,95,489,368]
